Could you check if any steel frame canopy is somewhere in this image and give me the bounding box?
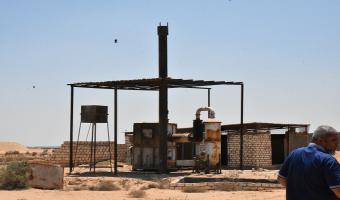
[67,25,245,175]
[69,78,243,90]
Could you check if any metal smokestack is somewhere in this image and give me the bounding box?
[158,24,169,173]
[158,24,168,78]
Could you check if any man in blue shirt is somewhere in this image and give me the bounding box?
[278,125,340,200]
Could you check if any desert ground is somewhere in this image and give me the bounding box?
[2,141,339,200]
[0,188,285,200]
[0,166,286,200]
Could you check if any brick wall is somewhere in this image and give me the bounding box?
[227,131,272,169]
[48,141,126,167]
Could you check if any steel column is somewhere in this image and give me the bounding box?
[240,83,244,169]
[208,88,211,107]
[114,87,118,174]
[94,123,97,173]
[69,86,74,173]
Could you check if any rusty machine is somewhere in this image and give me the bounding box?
[132,123,176,170]
[132,107,222,173]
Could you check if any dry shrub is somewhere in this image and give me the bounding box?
[40,149,49,156]
[138,184,150,190]
[119,178,131,190]
[157,178,171,189]
[68,178,82,185]
[89,180,120,191]
[0,161,29,190]
[182,186,207,193]
[135,179,144,185]
[128,188,146,198]
[147,182,159,189]
[72,185,88,191]
[4,151,20,156]
[88,185,96,190]
[138,182,160,190]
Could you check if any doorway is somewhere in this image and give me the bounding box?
[271,134,285,164]
[221,134,228,165]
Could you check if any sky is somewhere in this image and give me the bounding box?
[0,0,339,146]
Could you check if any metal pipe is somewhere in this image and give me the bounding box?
[195,107,215,119]
[240,83,244,170]
[208,89,211,117]
[114,87,118,174]
[69,86,74,173]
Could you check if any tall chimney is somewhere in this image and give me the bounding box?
[158,24,168,173]
[158,25,168,78]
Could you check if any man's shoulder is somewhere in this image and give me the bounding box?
[312,150,340,167]
[289,146,331,159]
[319,153,339,163]
[289,146,309,155]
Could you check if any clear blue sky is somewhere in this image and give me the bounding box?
[0,1,339,146]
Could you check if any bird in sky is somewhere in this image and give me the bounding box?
[114,39,118,43]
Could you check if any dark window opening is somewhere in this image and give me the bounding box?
[271,134,285,164]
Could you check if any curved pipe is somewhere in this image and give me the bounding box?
[195,107,215,119]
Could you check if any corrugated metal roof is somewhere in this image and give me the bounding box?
[68,77,243,90]
[176,122,310,133]
[221,122,310,132]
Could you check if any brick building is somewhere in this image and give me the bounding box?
[125,122,310,169]
[221,123,309,169]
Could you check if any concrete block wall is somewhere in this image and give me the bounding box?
[227,131,272,169]
[48,141,126,167]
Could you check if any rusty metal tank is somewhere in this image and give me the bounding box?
[193,107,221,169]
[203,118,221,168]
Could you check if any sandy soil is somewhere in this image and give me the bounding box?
[1,166,285,200]
[0,142,29,154]
[3,145,340,199]
[0,188,285,200]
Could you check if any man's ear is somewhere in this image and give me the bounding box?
[316,138,324,144]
